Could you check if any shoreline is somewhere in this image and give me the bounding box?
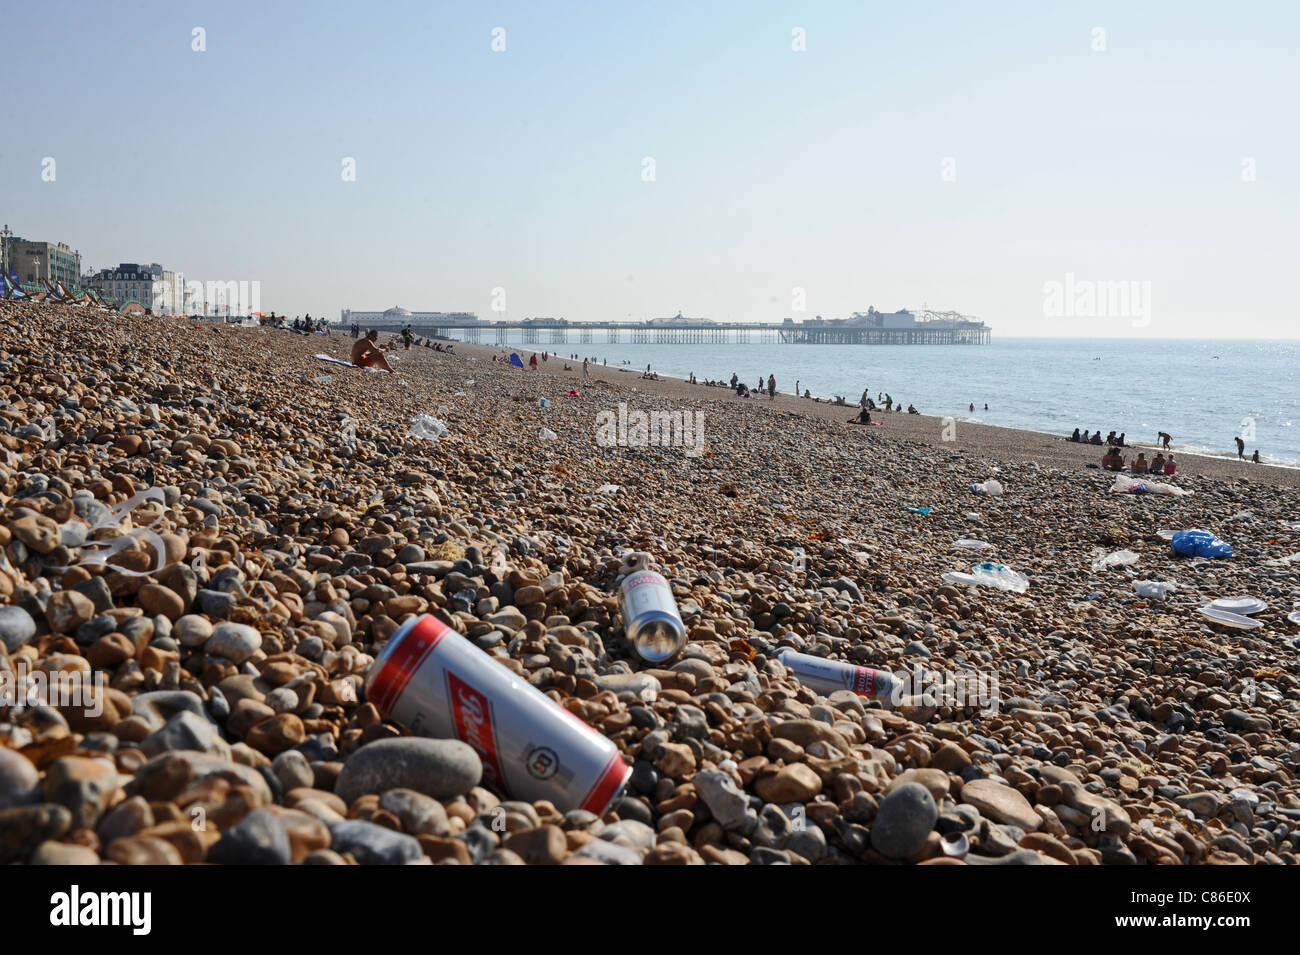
[419,337,1300,489]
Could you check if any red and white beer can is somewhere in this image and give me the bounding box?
[365,613,631,814]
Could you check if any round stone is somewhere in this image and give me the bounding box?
[871,782,938,859]
[204,622,262,664]
[334,738,482,805]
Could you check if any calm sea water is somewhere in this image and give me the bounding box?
[463,336,1300,466]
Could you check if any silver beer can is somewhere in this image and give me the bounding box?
[365,613,631,814]
[777,648,900,703]
[618,562,687,664]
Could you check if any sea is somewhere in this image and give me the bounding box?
[464,336,1300,467]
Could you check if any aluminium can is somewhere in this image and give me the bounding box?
[365,613,631,814]
[777,648,900,703]
[618,568,687,663]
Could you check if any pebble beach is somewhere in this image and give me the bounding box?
[2,300,1299,866]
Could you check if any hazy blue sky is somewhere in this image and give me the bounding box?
[3,1,1297,337]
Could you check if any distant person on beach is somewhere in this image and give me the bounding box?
[1252,449,1260,463]
[350,322,359,338]
[907,404,918,414]
[530,354,538,369]
[1151,452,1166,472]
[1102,447,1125,471]
[583,358,590,381]
[969,403,974,412]
[768,374,776,400]
[401,326,413,350]
[1132,452,1148,474]
[1080,430,1089,443]
[1235,436,1246,459]
[848,407,872,425]
[350,330,394,372]
[1117,432,1125,447]
[861,388,869,406]
[1164,454,1177,475]
[1070,428,1081,442]
[804,389,811,399]
[730,373,738,389]
[1090,431,1103,445]
[984,403,988,410]
[1158,431,1172,449]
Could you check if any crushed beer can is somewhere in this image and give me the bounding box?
[365,613,631,814]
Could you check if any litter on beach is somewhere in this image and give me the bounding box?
[1109,475,1191,496]
[408,414,448,441]
[968,479,1004,496]
[906,506,932,515]
[1170,528,1233,559]
[951,539,993,551]
[1092,549,1139,571]
[538,427,558,441]
[1198,606,1263,630]
[1207,597,1267,615]
[942,562,1029,593]
[597,484,622,495]
[1134,580,1177,599]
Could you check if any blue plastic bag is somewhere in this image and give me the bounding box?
[1170,529,1233,559]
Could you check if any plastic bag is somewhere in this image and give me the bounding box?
[1092,549,1139,571]
[538,427,558,441]
[1134,580,1177,599]
[969,479,1004,496]
[942,562,1029,593]
[1170,529,1233,559]
[1110,475,1191,497]
[409,414,448,442]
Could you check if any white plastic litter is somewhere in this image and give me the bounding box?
[952,539,993,551]
[597,484,622,495]
[942,562,1029,593]
[969,479,1004,496]
[1207,597,1267,615]
[1198,606,1263,630]
[538,427,558,441]
[1092,549,1139,571]
[1109,475,1192,497]
[1134,580,1177,599]
[409,414,448,441]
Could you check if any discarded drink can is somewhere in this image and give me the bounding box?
[777,648,900,703]
[618,553,687,663]
[365,613,631,814]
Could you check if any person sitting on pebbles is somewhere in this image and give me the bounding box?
[350,330,394,372]
[848,407,872,425]
[1131,452,1149,474]
[1102,446,1125,471]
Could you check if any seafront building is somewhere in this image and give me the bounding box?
[1,233,82,291]
[83,263,185,314]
